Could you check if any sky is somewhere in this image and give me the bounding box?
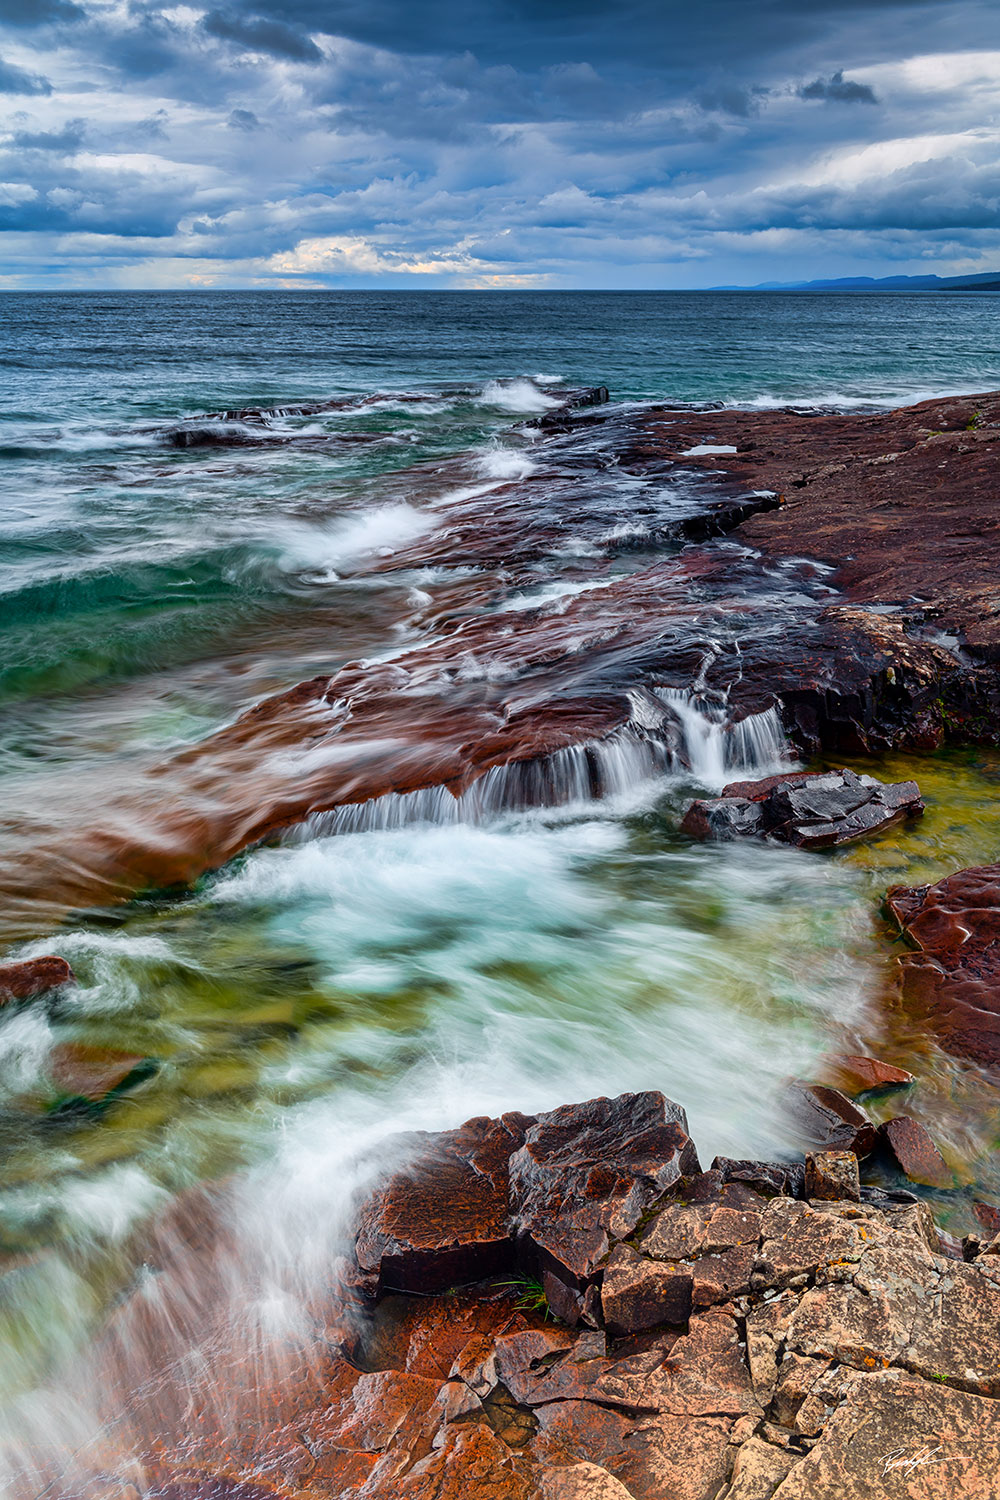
[1,0,1000,287]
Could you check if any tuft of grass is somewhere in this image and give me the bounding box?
[497,1276,552,1318]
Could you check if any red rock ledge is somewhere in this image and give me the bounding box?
[97,1091,1000,1500]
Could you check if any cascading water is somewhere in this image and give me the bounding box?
[658,688,791,790]
[292,693,790,842]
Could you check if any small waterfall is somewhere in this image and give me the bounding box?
[286,694,790,844]
[658,688,790,790]
[289,731,675,842]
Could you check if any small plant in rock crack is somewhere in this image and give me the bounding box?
[498,1276,552,1318]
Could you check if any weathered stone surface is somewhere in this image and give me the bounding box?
[770,1370,1000,1498]
[712,1158,805,1198]
[885,861,1000,1070]
[826,1053,915,1095]
[804,1150,860,1202]
[726,1436,797,1499]
[509,1092,700,1288]
[537,1462,633,1500]
[0,955,74,1003]
[682,768,923,848]
[784,1083,878,1157]
[600,1244,693,1334]
[354,1111,534,1294]
[878,1116,951,1189]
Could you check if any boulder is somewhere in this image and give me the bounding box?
[681,768,923,848]
[509,1092,700,1293]
[885,862,1000,1069]
[877,1116,951,1189]
[825,1053,915,1095]
[354,1111,534,1295]
[0,955,75,1004]
[804,1149,860,1202]
[784,1083,878,1158]
[353,1092,700,1307]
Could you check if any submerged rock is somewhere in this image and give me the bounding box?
[46,1043,154,1106]
[0,955,74,1004]
[783,1083,878,1158]
[825,1053,915,1095]
[885,861,1000,1069]
[681,767,923,848]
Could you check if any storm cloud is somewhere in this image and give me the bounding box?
[1,0,999,286]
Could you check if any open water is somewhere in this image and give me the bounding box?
[3,290,1000,1491]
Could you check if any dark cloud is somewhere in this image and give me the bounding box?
[11,117,85,149]
[0,0,84,24]
[201,10,322,62]
[801,69,878,102]
[0,55,51,92]
[134,109,169,139]
[213,0,995,74]
[3,0,1000,285]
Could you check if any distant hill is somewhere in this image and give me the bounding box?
[709,271,1000,292]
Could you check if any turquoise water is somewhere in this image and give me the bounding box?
[2,291,1000,1491]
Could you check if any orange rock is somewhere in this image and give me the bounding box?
[0,955,74,1003]
[826,1054,915,1094]
[47,1042,151,1102]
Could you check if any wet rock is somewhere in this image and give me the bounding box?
[0,955,74,1004]
[973,1200,1000,1235]
[885,861,1000,1069]
[54,1088,1000,1500]
[877,1115,951,1188]
[825,1052,915,1095]
[784,1083,878,1158]
[354,1111,534,1295]
[509,1092,700,1292]
[681,768,923,849]
[353,1092,700,1309]
[712,1157,805,1198]
[45,1043,154,1106]
[804,1149,860,1202]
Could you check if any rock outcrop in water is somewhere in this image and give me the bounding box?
[0,955,74,1004]
[885,861,1000,1070]
[2,387,1000,937]
[85,1091,1000,1500]
[680,768,924,848]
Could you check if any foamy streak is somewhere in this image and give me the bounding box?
[289,698,791,841]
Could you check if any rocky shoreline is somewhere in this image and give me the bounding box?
[78,1090,999,1500]
[4,387,1000,936]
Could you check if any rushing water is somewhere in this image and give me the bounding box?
[3,290,1000,1493]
